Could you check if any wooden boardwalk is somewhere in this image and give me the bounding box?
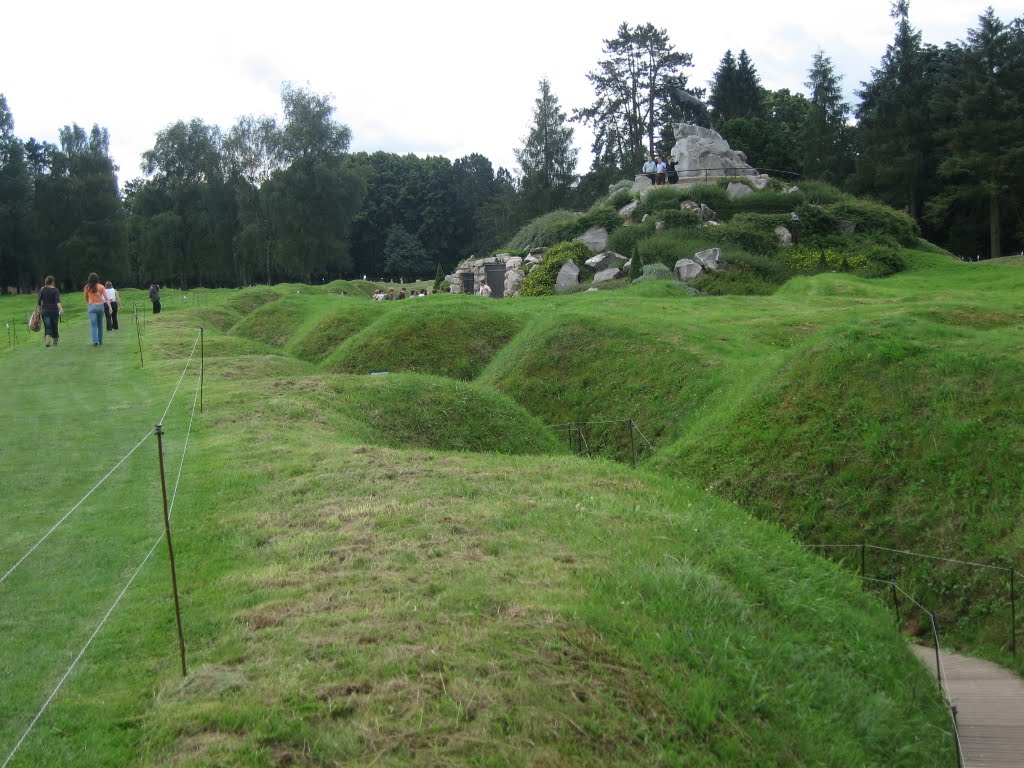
[911,644,1024,767]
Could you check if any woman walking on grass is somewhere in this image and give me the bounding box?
[83,272,111,346]
[37,276,63,347]
[104,281,120,331]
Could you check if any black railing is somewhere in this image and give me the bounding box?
[856,574,964,767]
[807,543,1020,663]
[640,166,802,184]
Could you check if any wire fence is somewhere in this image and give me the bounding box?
[807,543,1020,664]
[549,418,654,466]
[857,575,964,767]
[1,329,205,767]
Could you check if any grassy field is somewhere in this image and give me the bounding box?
[1,259,1004,765]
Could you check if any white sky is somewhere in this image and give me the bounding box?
[1,0,1017,183]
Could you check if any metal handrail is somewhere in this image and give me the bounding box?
[859,575,964,767]
[807,542,1020,662]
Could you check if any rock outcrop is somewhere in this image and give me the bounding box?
[669,123,770,184]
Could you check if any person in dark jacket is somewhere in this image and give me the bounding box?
[149,284,161,314]
[37,276,63,347]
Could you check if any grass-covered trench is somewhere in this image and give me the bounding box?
[0,274,973,766]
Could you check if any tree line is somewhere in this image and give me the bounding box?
[1,3,1021,292]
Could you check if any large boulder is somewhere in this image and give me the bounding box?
[670,123,759,179]
[674,258,704,281]
[774,226,793,245]
[576,226,609,252]
[555,260,580,293]
[593,267,621,283]
[838,220,857,234]
[693,248,721,272]
[700,203,719,222]
[585,251,627,271]
[632,174,654,192]
[619,201,639,218]
[727,182,753,200]
[505,271,523,296]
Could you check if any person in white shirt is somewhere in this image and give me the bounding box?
[104,281,120,331]
[477,279,492,297]
[642,154,656,180]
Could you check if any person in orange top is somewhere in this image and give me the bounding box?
[83,272,111,346]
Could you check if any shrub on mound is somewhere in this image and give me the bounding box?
[520,241,594,296]
[634,231,719,270]
[505,210,580,250]
[607,221,655,260]
[633,186,687,218]
[578,203,623,234]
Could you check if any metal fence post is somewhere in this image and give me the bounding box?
[860,544,866,580]
[1011,567,1017,662]
[628,418,636,468]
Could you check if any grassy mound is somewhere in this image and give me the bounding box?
[1,278,958,767]
[323,299,530,380]
[231,295,369,351]
[289,304,381,364]
[222,287,282,317]
[649,314,1024,656]
[481,309,726,461]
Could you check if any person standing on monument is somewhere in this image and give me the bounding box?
[667,157,679,184]
[642,154,656,181]
[655,157,668,185]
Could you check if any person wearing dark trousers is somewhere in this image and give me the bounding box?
[149,283,161,314]
[37,275,63,347]
[104,281,120,330]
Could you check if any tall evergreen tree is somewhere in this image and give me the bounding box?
[0,95,31,291]
[574,23,692,171]
[855,1,937,219]
[803,50,853,183]
[710,50,765,121]
[515,78,578,216]
[926,10,1024,257]
[709,50,739,119]
[735,50,766,118]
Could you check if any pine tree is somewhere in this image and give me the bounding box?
[709,50,739,120]
[927,9,1024,257]
[803,50,853,183]
[735,50,766,118]
[855,1,937,218]
[710,50,764,121]
[515,78,578,217]
[574,23,693,171]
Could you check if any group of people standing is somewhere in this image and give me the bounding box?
[35,273,127,348]
[372,288,432,300]
[642,154,679,185]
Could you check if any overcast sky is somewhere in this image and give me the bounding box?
[1,0,1017,183]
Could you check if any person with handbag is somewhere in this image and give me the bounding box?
[37,276,63,347]
[83,272,111,346]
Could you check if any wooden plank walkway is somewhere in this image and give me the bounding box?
[911,644,1024,768]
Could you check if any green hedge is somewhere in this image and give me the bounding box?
[505,210,581,250]
[520,241,595,296]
